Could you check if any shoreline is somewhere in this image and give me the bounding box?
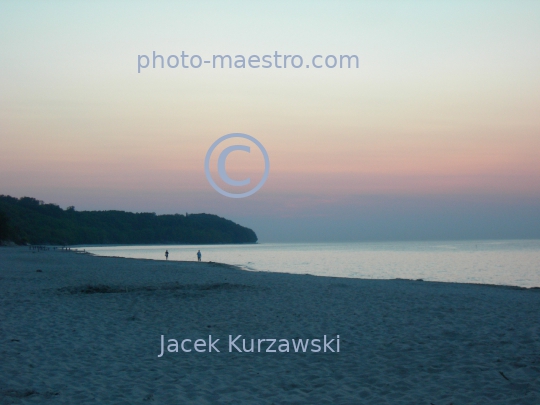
[1,246,539,403]
[73,240,540,289]
[54,247,540,290]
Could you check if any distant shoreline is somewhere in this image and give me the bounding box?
[16,245,540,290]
[76,240,540,289]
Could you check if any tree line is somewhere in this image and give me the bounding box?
[0,195,257,245]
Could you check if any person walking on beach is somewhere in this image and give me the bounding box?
[197,250,201,262]
[165,250,169,260]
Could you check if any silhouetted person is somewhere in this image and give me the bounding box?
[165,250,169,260]
[197,250,201,262]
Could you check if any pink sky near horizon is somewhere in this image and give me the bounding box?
[1,2,539,234]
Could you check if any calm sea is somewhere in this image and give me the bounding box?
[80,240,540,288]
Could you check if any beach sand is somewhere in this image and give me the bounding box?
[1,247,539,404]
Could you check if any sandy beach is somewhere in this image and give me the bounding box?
[1,247,539,404]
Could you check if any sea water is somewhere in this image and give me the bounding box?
[80,240,540,288]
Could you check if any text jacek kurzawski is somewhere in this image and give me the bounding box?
[157,335,340,357]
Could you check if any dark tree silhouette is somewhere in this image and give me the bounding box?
[0,211,10,241]
[0,195,258,245]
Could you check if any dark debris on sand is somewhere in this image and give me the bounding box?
[57,282,253,295]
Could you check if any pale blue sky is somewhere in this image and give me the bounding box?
[1,1,539,241]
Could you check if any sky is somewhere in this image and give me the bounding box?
[1,1,539,242]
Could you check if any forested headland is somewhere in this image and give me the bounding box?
[0,195,257,245]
